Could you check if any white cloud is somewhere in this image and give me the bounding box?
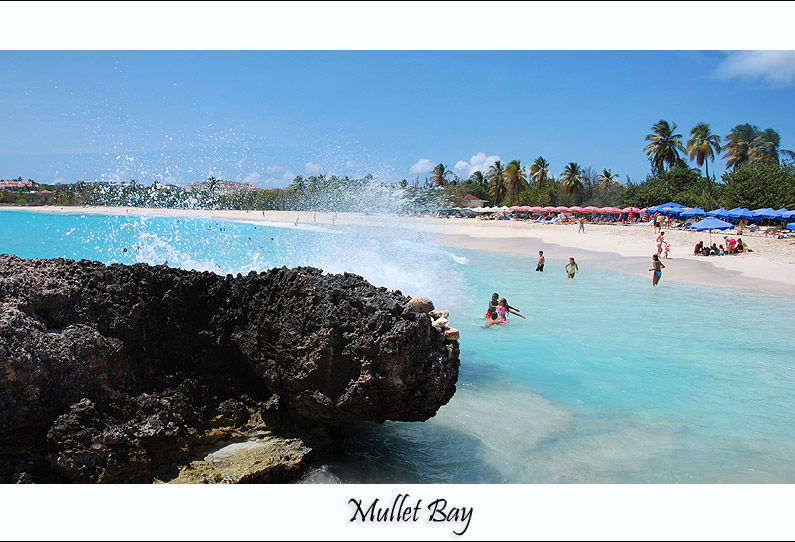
[266,165,283,174]
[453,152,501,179]
[243,172,262,184]
[409,158,434,175]
[305,161,323,174]
[283,170,296,180]
[714,51,795,87]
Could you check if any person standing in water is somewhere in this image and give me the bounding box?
[485,292,499,318]
[565,257,578,278]
[649,254,665,286]
[536,251,545,272]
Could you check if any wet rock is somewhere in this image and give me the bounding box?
[408,296,434,313]
[444,328,460,341]
[0,254,459,483]
[164,437,311,484]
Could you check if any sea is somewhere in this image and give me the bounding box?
[2,209,794,483]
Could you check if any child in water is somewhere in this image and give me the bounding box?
[565,257,578,278]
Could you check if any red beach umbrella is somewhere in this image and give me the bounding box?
[582,206,599,213]
[509,206,523,211]
[540,206,556,212]
[601,207,622,214]
[569,206,584,213]
[519,206,533,212]
[553,206,571,213]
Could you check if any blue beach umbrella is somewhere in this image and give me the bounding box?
[751,208,781,220]
[788,223,795,230]
[689,217,734,231]
[680,207,706,218]
[707,208,730,219]
[689,216,734,244]
[727,207,755,221]
[783,210,795,219]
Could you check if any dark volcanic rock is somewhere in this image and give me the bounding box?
[0,254,459,482]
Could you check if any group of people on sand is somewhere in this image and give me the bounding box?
[693,237,750,256]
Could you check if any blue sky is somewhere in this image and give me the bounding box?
[1,8,794,188]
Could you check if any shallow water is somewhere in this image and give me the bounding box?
[2,210,794,483]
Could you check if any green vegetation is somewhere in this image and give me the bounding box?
[3,120,793,213]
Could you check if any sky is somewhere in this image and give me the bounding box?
[1,4,794,188]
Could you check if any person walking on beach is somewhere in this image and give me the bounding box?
[536,251,545,272]
[656,231,665,258]
[578,216,586,234]
[565,257,578,279]
[649,254,665,287]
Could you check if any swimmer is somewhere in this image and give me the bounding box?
[536,251,545,272]
[565,257,578,278]
[649,254,665,286]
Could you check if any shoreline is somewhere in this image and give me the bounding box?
[3,205,794,295]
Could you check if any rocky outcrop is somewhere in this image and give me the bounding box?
[0,254,459,483]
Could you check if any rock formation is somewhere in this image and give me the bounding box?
[0,254,459,483]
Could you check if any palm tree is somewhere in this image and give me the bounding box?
[486,160,506,206]
[750,128,782,164]
[596,168,620,188]
[560,162,584,199]
[722,123,758,170]
[782,149,795,161]
[503,159,528,205]
[644,120,686,176]
[529,156,550,206]
[469,170,487,190]
[429,163,453,188]
[686,123,722,179]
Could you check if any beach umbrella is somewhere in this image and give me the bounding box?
[787,223,795,230]
[509,205,523,211]
[751,208,781,220]
[553,206,570,212]
[527,206,542,212]
[680,207,706,218]
[519,206,533,212]
[782,210,795,219]
[688,216,734,245]
[602,206,623,214]
[540,206,556,212]
[582,206,599,213]
[706,208,729,219]
[569,206,584,213]
[644,205,660,214]
[727,207,755,220]
[689,217,734,231]
[621,207,641,214]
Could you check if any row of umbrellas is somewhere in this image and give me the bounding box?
[470,205,643,214]
[645,201,795,221]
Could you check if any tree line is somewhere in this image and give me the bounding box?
[3,122,793,212]
[428,121,794,210]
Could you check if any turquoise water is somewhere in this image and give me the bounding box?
[2,210,794,483]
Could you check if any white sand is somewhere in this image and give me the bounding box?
[5,206,794,295]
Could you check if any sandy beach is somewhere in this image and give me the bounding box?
[4,205,795,295]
